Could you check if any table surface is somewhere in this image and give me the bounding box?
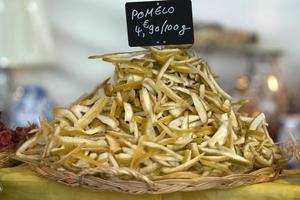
[0,165,300,200]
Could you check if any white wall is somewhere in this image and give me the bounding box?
[13,0,300,106]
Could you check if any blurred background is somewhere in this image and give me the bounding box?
[1,0,300,151]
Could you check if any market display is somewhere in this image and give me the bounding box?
[15,46,285,181]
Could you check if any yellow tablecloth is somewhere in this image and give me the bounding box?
[0,165,300,200]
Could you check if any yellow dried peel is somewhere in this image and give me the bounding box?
[16,46,283,179]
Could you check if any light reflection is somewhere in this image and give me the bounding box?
[14,86,24,99]
[27,0,38,12]
[236,76,249,90]
[0,1,4,13]
[267,75,279,92]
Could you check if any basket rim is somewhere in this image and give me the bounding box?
[30,164,282,194]
[0,146,20,168]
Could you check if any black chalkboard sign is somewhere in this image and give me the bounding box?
[125,0,194,47]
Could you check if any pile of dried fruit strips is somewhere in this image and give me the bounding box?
[16,46,285,180]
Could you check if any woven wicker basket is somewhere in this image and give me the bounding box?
[0,146,19,168]
[295,141,300,165]
[31,165,281,194]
